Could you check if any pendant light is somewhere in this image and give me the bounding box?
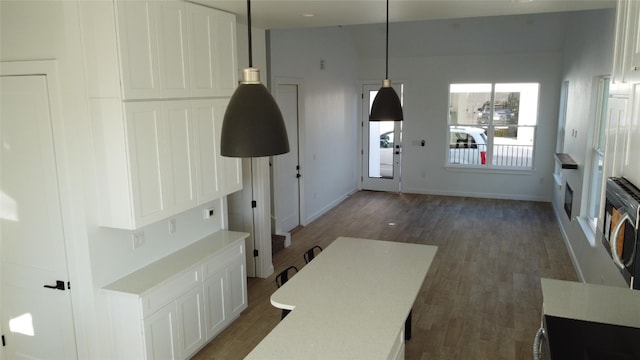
[369,0,403,121]
[221,0,290,157]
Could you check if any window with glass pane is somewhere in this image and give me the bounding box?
[586,78,609,230]
[448,83,539,169]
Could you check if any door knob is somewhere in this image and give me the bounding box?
[43,280,66,291]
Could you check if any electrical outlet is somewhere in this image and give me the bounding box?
[133,231,145,249]
[204,207,215,219]
[168,219,176,234]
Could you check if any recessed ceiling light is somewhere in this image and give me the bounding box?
[301,13,315,18]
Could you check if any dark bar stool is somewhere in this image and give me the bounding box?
[275,265,298,319]
[303,245,323,264]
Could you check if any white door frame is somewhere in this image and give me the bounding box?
[0,60,82,359]
[272,77,306,235]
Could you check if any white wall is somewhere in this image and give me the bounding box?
[354,13,568,201]
[269,26,360,224]
[270,13,573,206]
[551,9,628,287]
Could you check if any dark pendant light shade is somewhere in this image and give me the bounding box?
[220,0,290,157]
[370,79,403,121]
[221,69,290,157]
[369,0,403,122]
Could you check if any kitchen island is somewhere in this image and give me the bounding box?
[245,237,438,360]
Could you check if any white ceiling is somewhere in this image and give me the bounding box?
[196,0,615,29]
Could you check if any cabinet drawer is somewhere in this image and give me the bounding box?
[202,242,244,279]
[141,266,201,317]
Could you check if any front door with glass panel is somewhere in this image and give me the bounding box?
[362,83,402,192]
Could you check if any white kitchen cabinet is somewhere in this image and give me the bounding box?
[162,100,198,213]
[83,0,235,100]
[104,231,249,360]
[193,99,223,204]
[176,285,206,357]
[115,0,190,99]
[114,0,161,99]
[123,101,165,228]
[188,98,243,205]
[187,2,237,98]
[613,0,640,84]
[143,302,180,359]
[203,266,228,338]
[91,98,241,229]
[613,0,631,84]
[213,98,243,194]
[624,0,640,82]
[82,1,241,229]
[91,100,196,229]
[202,240,248,338]
[227,252,248,318]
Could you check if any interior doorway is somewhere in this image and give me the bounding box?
[1,62,78,359]
[272,79,304,239]
[362,83,403,192]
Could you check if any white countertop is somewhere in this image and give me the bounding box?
[245,237,438,360]
[541,278,640,328]
[103,230,249,295]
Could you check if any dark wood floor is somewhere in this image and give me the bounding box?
[193,191,577,359]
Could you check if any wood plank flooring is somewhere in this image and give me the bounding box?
[192,191,577,359]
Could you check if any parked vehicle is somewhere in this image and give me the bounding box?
[449,126,487,165]
[379,131,394,177]
[477,101,516,125]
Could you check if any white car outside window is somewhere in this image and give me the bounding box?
[449,127,487,165]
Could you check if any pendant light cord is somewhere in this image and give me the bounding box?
[385,0,389,79]
[247,0,253,67]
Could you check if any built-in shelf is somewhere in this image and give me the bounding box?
[555,153,578,169]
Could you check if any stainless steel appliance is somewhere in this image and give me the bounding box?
[603,177,640,289]
[534,279,640,360]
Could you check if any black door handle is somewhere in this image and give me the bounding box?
[43,280,66,291]
[296,174,301,178]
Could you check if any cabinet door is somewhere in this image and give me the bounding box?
[124,102,165,227]
[203,267,227,338]
[143,303,179,360]
[162,101,197,214]
[187,3,237,97]
[116,0,161,99]
[212,9,238,97]
[613,0,630,84]
[625,0,640,81]
[187,3,217,98]
[227,254,248,318]
[176,286,206,359]
[192,99,222,204]
[156,0,190,98]
[213,99,243,194]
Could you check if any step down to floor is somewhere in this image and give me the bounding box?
[272,234,286,255]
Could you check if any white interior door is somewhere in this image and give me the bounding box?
[362,83,403,192]
[0,74,77,359]
[273,83,301,233]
